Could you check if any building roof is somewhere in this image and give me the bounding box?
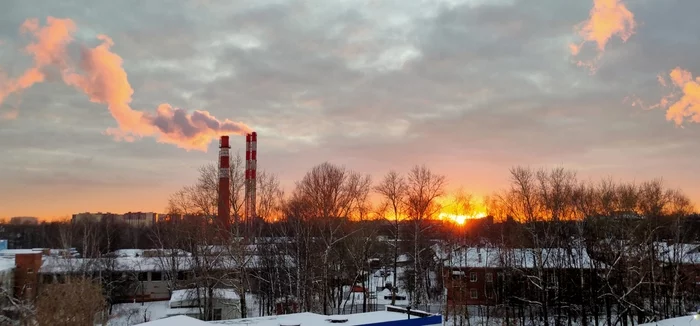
[440,246,599,269]
[170,288,240,304]
[211,310,438,326]
[638,314,700,326]
[136,306,439,326]
[112,248,191,258]
[39,252,295,274]
[0,257,14,272]
[136,315,210,326]
[0,249,45,257]
[654,242,700,265]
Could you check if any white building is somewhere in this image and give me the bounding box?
[166,288,241,321]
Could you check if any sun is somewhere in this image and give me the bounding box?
[438,211,487,225]
[436,193,488,225]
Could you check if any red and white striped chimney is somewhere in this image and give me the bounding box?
[245,133,251,223]
[217,135,231,229]
[250,131,257,220]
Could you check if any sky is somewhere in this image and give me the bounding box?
[1,0,700,220]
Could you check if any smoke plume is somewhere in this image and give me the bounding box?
[571,0,636,71]
[0,17,250,151]
[659,67,700,126]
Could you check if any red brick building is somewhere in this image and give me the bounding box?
[442,246,501,306]
[441,246,599,307]
[14,252,42,300]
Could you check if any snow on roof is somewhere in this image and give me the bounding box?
[0,249,45,257]
[39,253,295,274]
[40,256,187,273]
[654,242,700,265]
[211,310,431,326]
[0,257,14,272]
[112,248,191,258]
[170,288,240,304]
[135,315,211,326]
[113,249,145,257]
[397,254,411,263]
[639,314,700,326]
[443,246,598,269]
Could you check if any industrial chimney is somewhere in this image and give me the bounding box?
[251,131,257,220]
[244,132,257,226]
[218,135,231,230]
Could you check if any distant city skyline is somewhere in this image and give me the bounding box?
[2,0,700,220]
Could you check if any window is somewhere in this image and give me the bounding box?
[470,289,478,299]
[150,272,162,281]
[213,308,222,320]
[486,290,494,299]
[478,253,482,263]
[485,272,493,283]
[138,272,148,281]
[470,272,477,282]
[27,268,33,274]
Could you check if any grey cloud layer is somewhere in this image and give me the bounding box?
[1,0,700,215]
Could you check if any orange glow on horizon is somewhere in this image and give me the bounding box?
[436,193,487,225]
[438,211,487,225]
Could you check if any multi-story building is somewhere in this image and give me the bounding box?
[157,213,206,223]
[71,211,158,226]
[121,212,158,227]
[71,212,122,223]
[9,216,39,225]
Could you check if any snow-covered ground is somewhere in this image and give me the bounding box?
[105,263,433,325]
[639,314,700,326]
[107,301,171,326]
[107,293,261,326]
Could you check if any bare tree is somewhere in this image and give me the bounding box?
[451,188,474,217]
[148,222,193,299]
[0,286,34,325]
[290,162,371,314]
[374,171,407,305]
[229,151,246,220]
[404,164,446,308]
[257,170,285,222]
[35,279,107,326]
[167,153,246,223]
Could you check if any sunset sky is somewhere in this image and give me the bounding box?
[1,0,700,220]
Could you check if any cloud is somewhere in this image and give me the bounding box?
[0,108,18,120]
[0,17,75,104]
[658,67,700,125]
[2,0,700,218]
[571,0,636,72]
[0,17,250,151]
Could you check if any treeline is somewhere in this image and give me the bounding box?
[2,160,699,325]
[445,167,700,326]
